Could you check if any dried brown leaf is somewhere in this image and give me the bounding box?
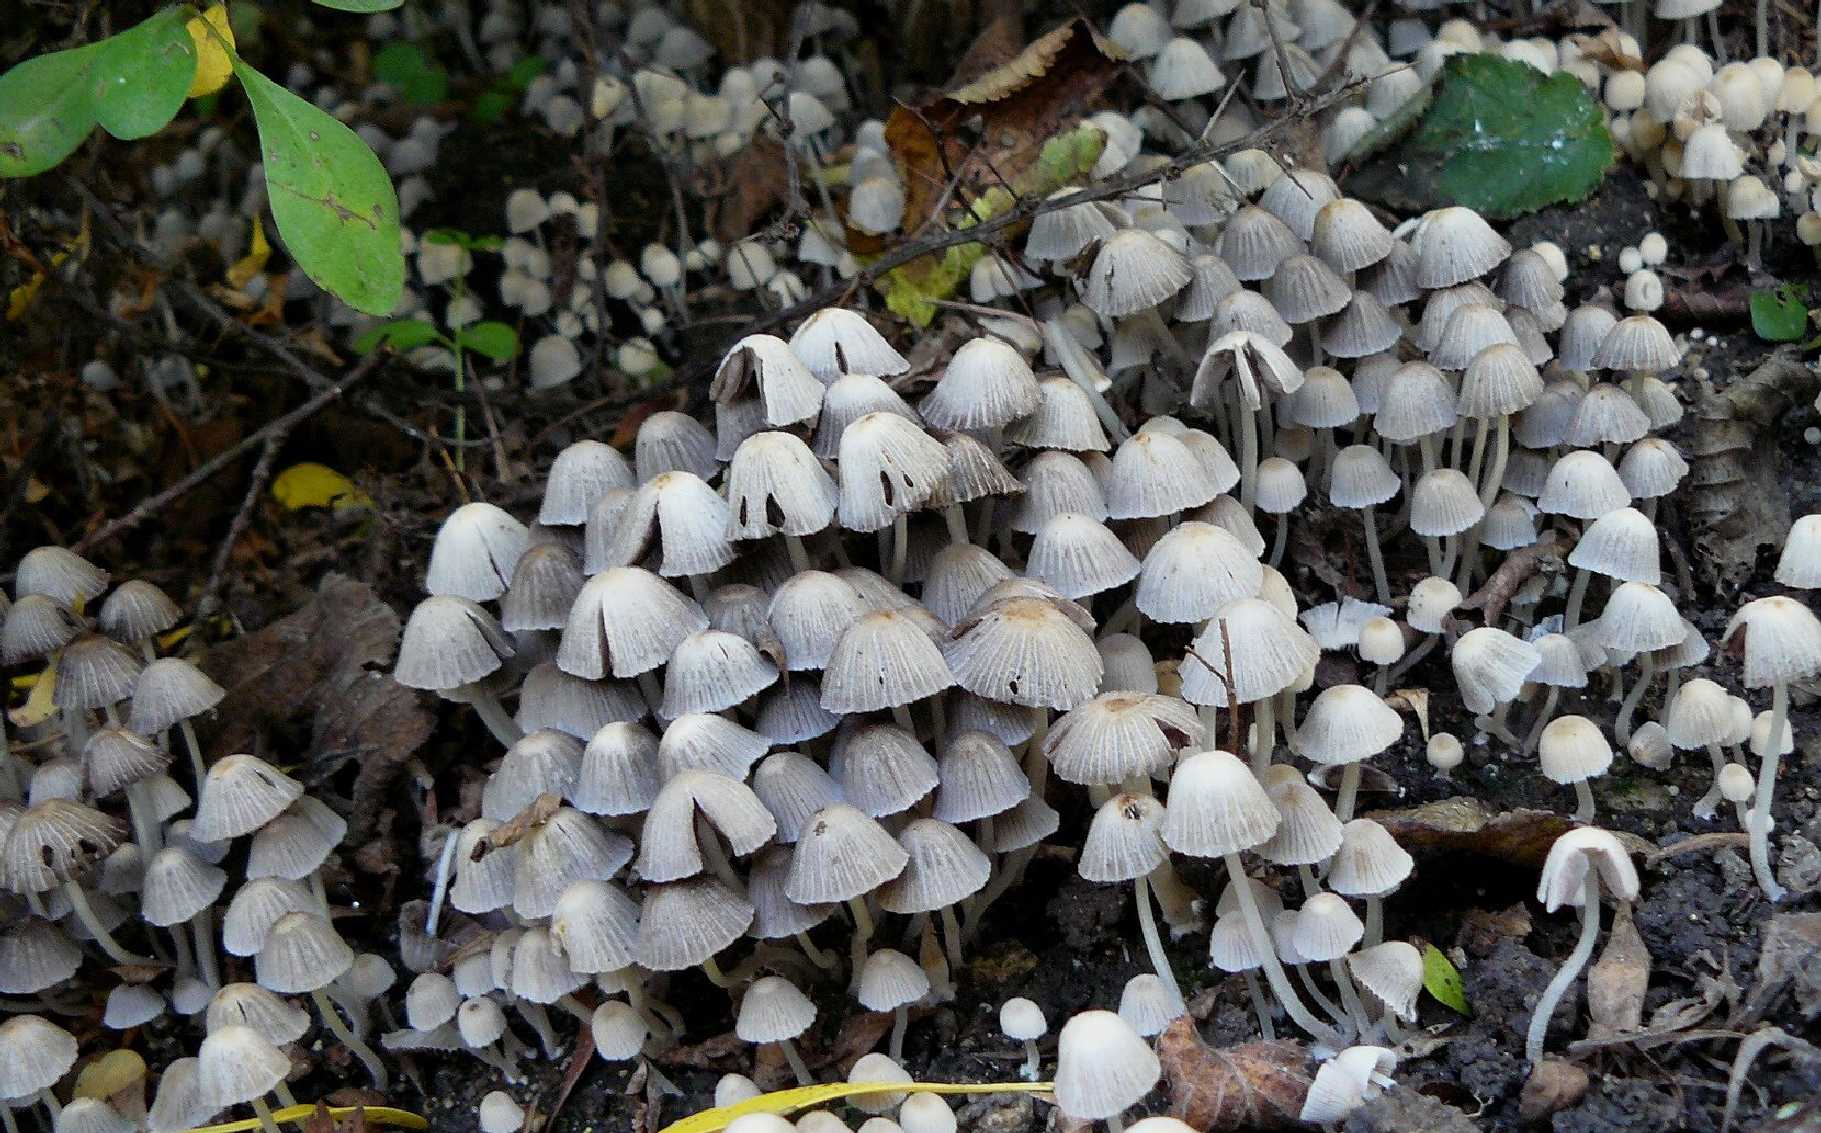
[652,1031,748,1071]
[200,573,431,847]
[708,135,791,245]
[1741,912,1821,1023]
[877,18,1121,245]
[1367,797,1652,869]
[477,794,563,858]
[1687,356,1817,589]
[1157,1018,1309,1132]
[1518,1058,1590,1122]
[1586,901,1650,1039]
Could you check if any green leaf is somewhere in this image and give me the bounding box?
[505,55,546,89]
[232,56,403,314]
[92,8,197,140]
[354,318,441,352]
[311,0,404,10]
[1750,284,1810,342]
[469,90,512,124]
[455,321,520,361]
[372,41,448,105]
[1422,944,1471,1016]
[1349,53,1615,220]
[0,42,102,177]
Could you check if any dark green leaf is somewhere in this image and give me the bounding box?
[232,57,403,314]
[372,41,448,105]
[1349,53,1615,220]
[424,228,471,247]
[455,321,520,361]
[1423,943,1471,1016]
[1750,284,1809,342]
[311,0,404,10]
[466,235,505,251]
[506,55,546,89]
[0,43,102,177]
[354,318,441,353]
[92,8,197,140]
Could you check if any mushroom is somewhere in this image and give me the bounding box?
[736,976,818,1086]
[1722,596,1821,901]
[1053,1010,1161,1133]
[998,997,1047,1081]
[1526,828,1641,1063]
[857,949,931,1063]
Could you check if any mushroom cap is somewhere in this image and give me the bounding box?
[1053,1010,1161,1121]
[1539,716,1615,785]
[197,1024,290,1110]
[786,804,908,905]
[1161,749,1278,858]
[0,1014,78,1099]
[1537,827,1639,910]
[1724,595,1821,687]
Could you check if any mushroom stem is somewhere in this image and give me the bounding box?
[889,512,909,584]
[891,703,916,735]
[64,880,151,964]
[457,685,524,748]
[1297,865,1321,899]
[1614,653,1654,746]
[249,1096,285,1133]
[938,904,966,977]
[123,780,165,867]
[425,828,460,938]
[889,1004,911,1062]
[795,930,839,970]
[1268,515,1290,569]
[779,1038,814,1086]
[785,534,812,573]
[1220,852,1344,1046]
[1249,696,1275,774]
[847,896,875,985]
[63,705,91,767]
[274,1083,299,1108]
[1238,402,1260,516]
[943,505,970,547]
[1329,958,1372,1036]
[1022,706,1050,793]
[1364,896,1384,948]
[1521,687,1561,758]
[1572,779,1596,823]
[1526,873,1603,1063]
[1107,1114,1127,1133]
[1360,506,1391,605]
[1018,1037,1041,1080]
[1748,682,1790,902]
[1334,763,1363,823]
[1692,743,1728,820]
[1132,876,1186,1017]
[1242,971,1277,1040]
[1562,568,1591,630]
[37,1089,60,1120]
[310,987,389,1089]
[192,908,220,988]
[1479,415,1511,510]
[0,1098,17,1133]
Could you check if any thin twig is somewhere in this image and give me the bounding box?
[192,428,285,622]
[72,354,386,554]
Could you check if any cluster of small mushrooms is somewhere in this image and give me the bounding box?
[13,0,1821,1130]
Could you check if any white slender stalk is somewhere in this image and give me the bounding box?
[779,1038,814,1085]
[192,908,220,987]
[889,1005,911,1062]
[458,685,523,747]
[249,1098,284,1133]
[1525,874,1602,1063]
[1243,971,1277,1040]
[1749,682,1790,901]
[1221,852,1343,1046]
[426,828,460,937]
[311,987,388,1088]
[1335,763,1363,823]
[1614,653,1654,746]
[1360,506,1391,605]
[65,881,150,964]
[1691,743,1728,820]
[1132,876,1186,1016]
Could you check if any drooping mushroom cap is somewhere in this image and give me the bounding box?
[1537,827,1639,911]
[1180,598,1319,707]
[207,982,311,1046]
[394,596,516,691]
[0,1013,78,1100]
[2,800,122,892]
[1080,793,1169,883]
[1293,892,1365,962]
[191,755,303,843]
[1328,818,1414,897]
[1117,972,1180,1037]
[98,579,181,645]
[197,1024,290,1110]
[1451,627,1541,714]
[1135,522,1263,624]
[557,567,707,680]
[425,502,529,602]
[785,804,908,905]
[54,634,144,712]
[880,819,990,914]
[820,609,955,714]
[637,770,775,884]
[945,596,1103,711]
[1047,692,1201,787]
[1161,750,1278,858]
[736,975,817,1044]
[788,307,910,385]
[1724,595,1821,687]
[1349,941,1423,1022]
[636,877,754,971]
[1053,1009,1161,1121]
[999,996,1047,1040]
[128,657,226,735]
[1299,1045,1398,1124]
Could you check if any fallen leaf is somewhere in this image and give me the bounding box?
[201,574,431,848]
[272,461,374,511]
[1687,356,1817,590]
[227,216,272,289]
[1385,688,1430,739]
[1458,905,1533,958]
[478,794,564,858]
[1366,797,1652,869]
[1518,1058,1590,1122]
[707,135,791,246]
[72,1050,146,1101]
[1741,912,1821,1023]
[1586,901,1649,1039]
[872,18,1120,323]
[1156,1018,1309,1132]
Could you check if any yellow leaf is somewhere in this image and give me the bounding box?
[179,1104,427,1133]
[226,216,271,289]
[8,662,57,729]
[659,1082,1053,1133]
[187,5,235,98]
[271,462,373,512]
[6,248,73,322]
[74,1050,146,1100]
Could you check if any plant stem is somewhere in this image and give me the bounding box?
[1749,682,1790,901]
[1133,876,1186,1017]
[1525,874,1601,1063]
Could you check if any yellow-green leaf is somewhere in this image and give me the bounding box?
[271,462,372,511]
[225,215,271,288]
[186,5,235,97]
[1423,943,1471,1016]
[0,42,104,177]
[660,1081,1052,1133]
[231,55,403,314]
